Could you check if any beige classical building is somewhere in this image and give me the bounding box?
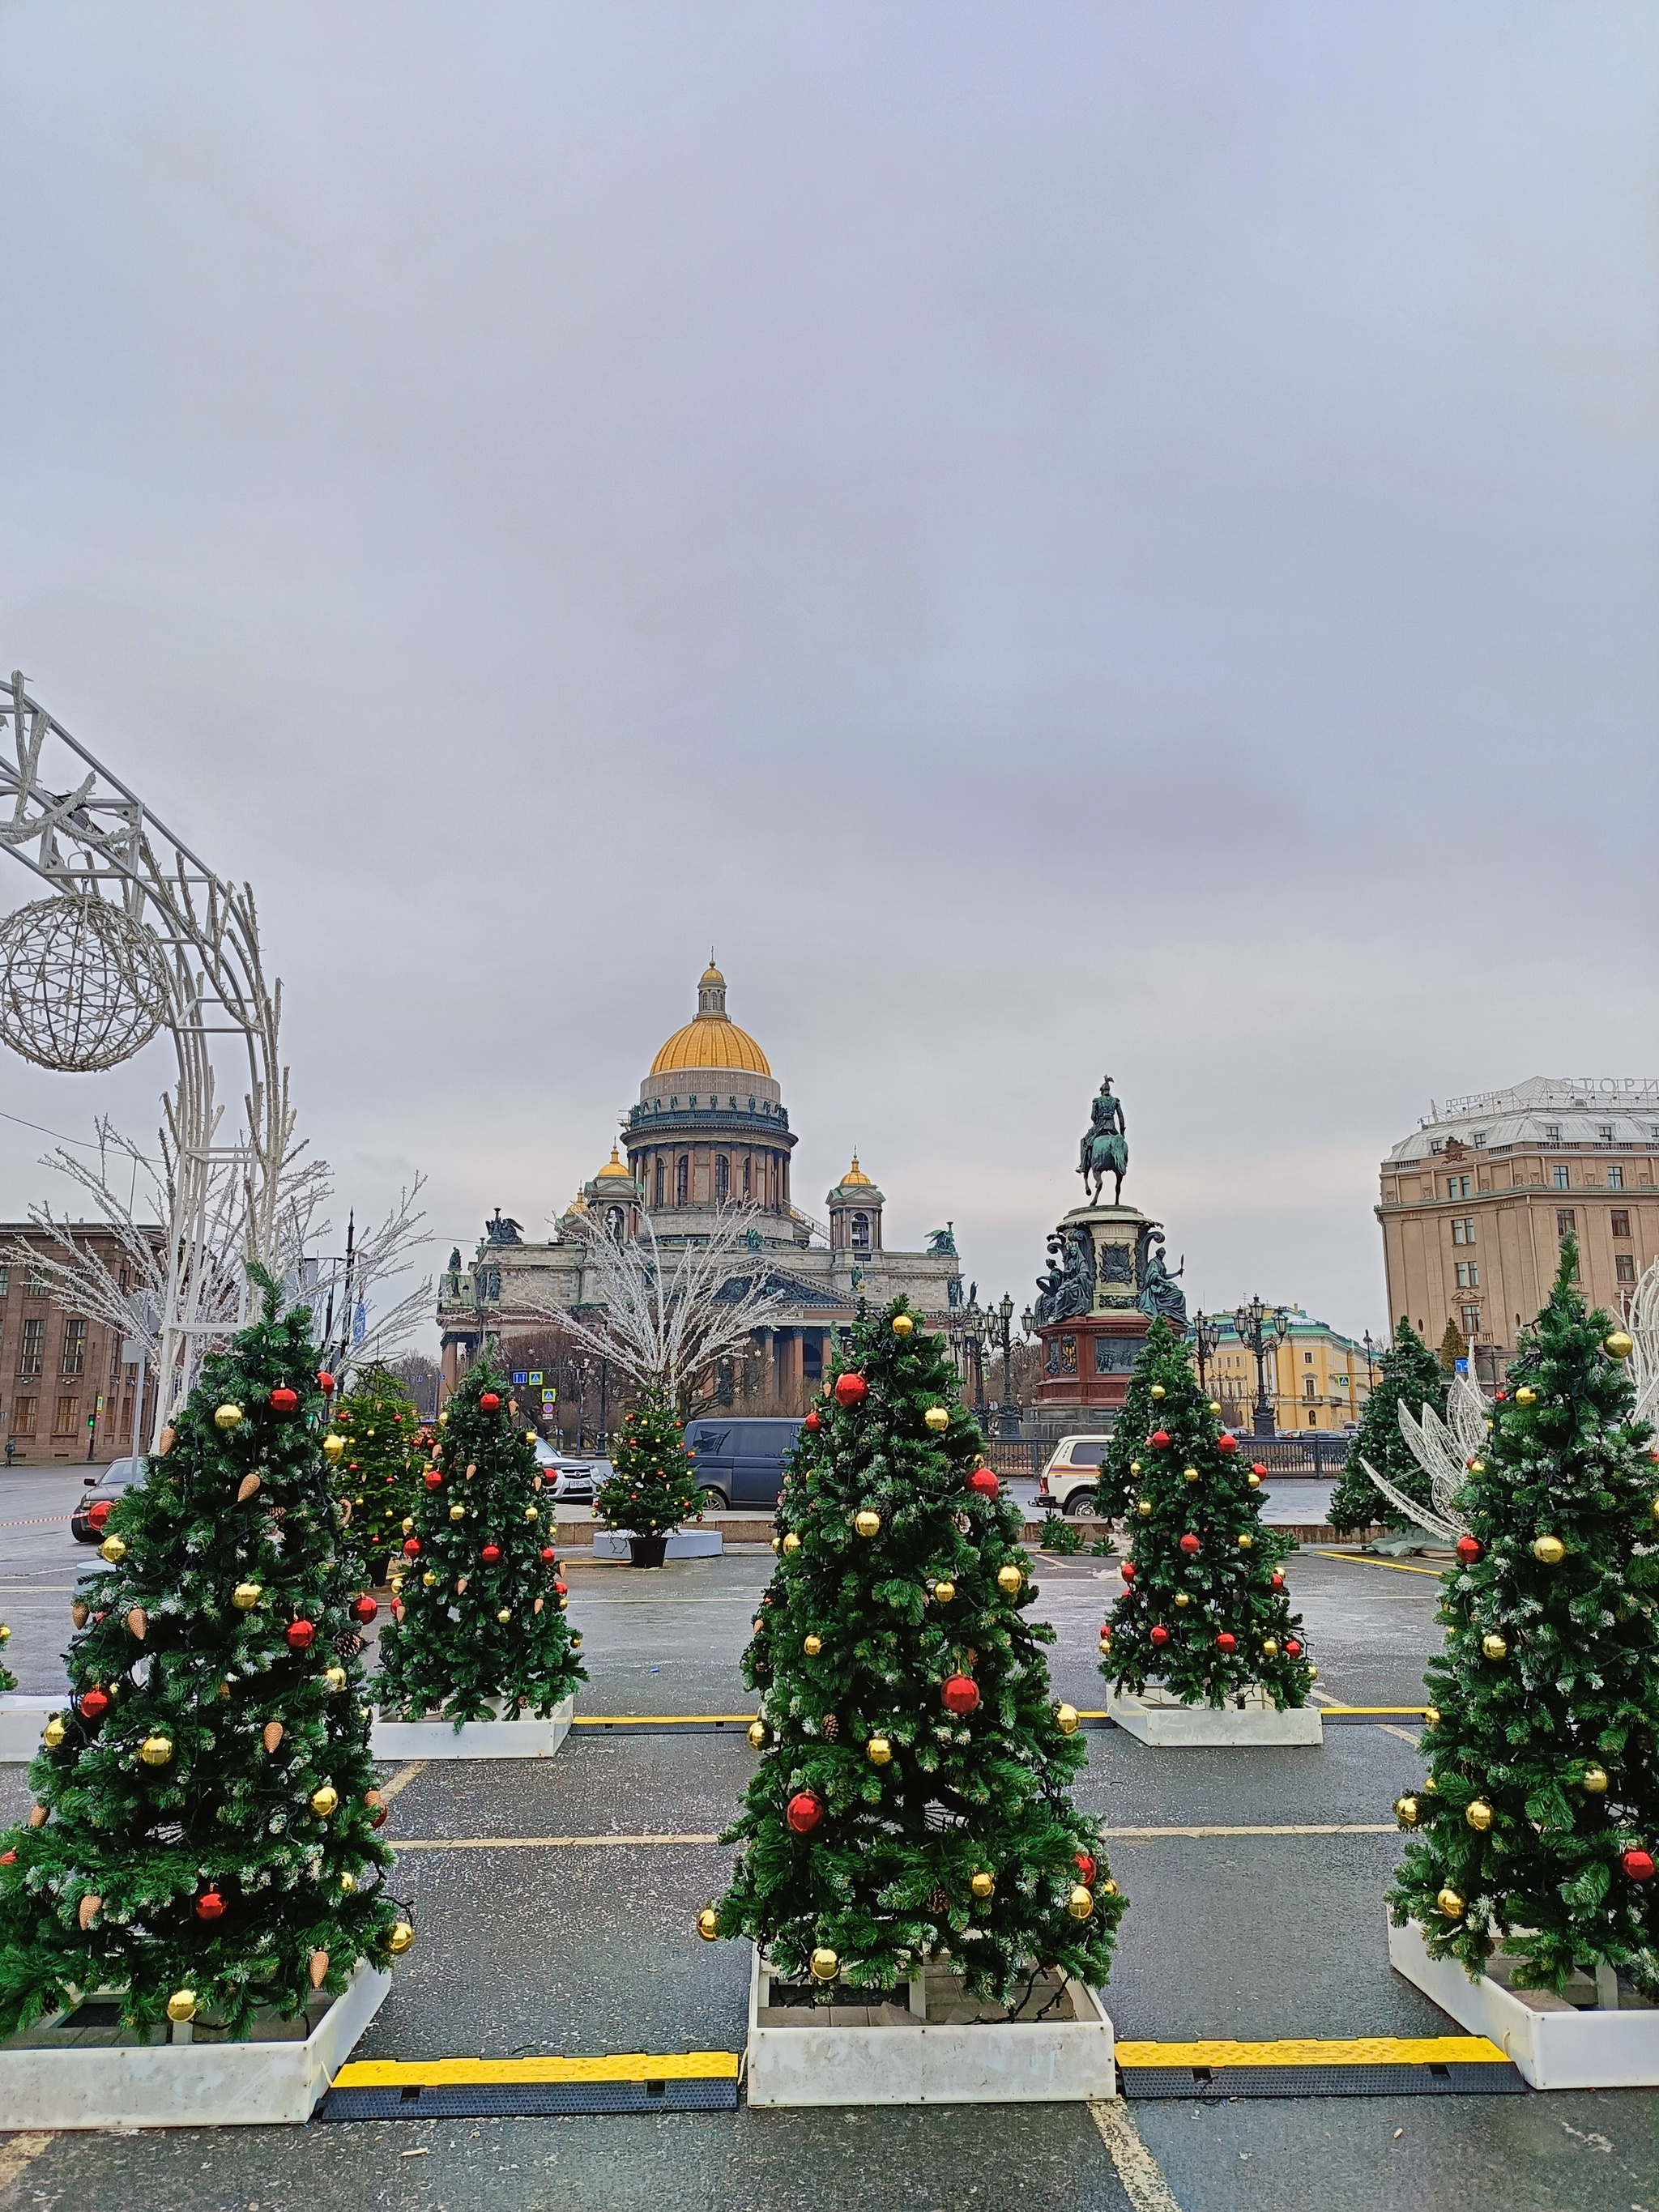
[1377,1077,1659,1364]
[1197,1311,1376,1434]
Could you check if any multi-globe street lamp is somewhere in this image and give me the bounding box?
[1233,1294,1292,1438]
[1190,1309,1222,1401]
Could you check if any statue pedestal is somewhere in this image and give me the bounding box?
[1034,1204,1156,1416]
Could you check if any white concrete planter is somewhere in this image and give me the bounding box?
[744,1948,1115,2105]
[370,1691,574,1761]
[0,1956,390,2128]
[0,1695,59,1762]
[1107,1689,1322,1747]
[1388,1916,1659,2090]
[591,1527,723,1559]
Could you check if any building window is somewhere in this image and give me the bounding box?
[1455,1262,1479,1289]
[0,1264,8,1295]
[1617,1253,1637,1283]
[1553,1165,1572,1190]
[742,1156,752,1200]
[1557,1208,1576,1236]
[1599,1124,1614,1142]
[1608,1166,1624,1190]
[851,1212,871,1251]
[1612,1208,1631,1238]
[12,1395,36,1435]
[1303,1378,1316,1399]
[653,1158,664,1207]
[1461,1306,1482,1336]
[53,1395,79,1436]
[715,1155,730,1204]
[19,1319,44,1378]
[1472,1132,1486,1149]
[1447,1174,1472,1200]
[1544,1123,1562,1144]
[676,1156,689,1205]
[62,1319,87,1376]
[1451,1217,1477,1244]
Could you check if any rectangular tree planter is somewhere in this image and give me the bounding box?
[1107,1690,1322,1747]
[0,1957,390,2128]
[744,1948,1115,2105]
[370,1691,575,1761]
[1388,1916,1659,2090]
[591,1528,723,1560]
[0,1694,58,1762]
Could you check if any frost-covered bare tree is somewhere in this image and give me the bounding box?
[519,1205,789,1410]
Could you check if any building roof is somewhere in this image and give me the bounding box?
[838,1153,872,1187]
[1386,1076,1659,1164]
[593,1145,633,1182]
[649,960,772,1078]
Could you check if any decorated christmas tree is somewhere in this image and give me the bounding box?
[1388,1243,1659,1995]
[1328,1319,1447,1535]
[594,1389,703,1541]
[710,1298,1125,2003]
[1099,1320,1316,1710]
[0,1272,409,2039]
[330,1364,422,1585]
[372,1356,585,1726]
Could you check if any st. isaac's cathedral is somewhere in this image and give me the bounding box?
[436,962,963,1410]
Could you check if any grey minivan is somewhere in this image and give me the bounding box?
[688,1417,804,1509]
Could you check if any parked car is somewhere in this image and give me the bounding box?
[70,1456,146,1543]
[686,1417,804,1509]
[531,1439,611,1503]
[1034,1435,1111,1518]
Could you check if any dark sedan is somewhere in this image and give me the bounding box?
[70,1456,145,1543]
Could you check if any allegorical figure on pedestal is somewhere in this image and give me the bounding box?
[1079,1075,1128,1206]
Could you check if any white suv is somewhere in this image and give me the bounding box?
[1035,1436,1111,1518]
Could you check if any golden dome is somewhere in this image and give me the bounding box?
[838,1152,872,1187]
[595,1145,633,1181]
[649,961,771,1078]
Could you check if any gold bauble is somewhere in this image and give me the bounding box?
[232,1581,262,1610]
[322,1434,345,1460]
[867,1737,893,1767]
[1436,1887,1465,1919]
[1102,1878,1119,1896]
[450,1503,466,1521]
[1307,1665,1319,1681]
[1149,1385,1166,1401]
[310,1785,339,1818]
[496,1609,512,1624]
[770,1536,781,1553]
[1515,1387,1538,1407]
[996,1565,1024,1596]
[401,1517,415,1535]
[1423,1775,1439,1793]
[809,1947,840,1983]
[1098,1639,1111,1656]
[1209,1400,1222,1416]
[1423,1706,1441,1728]
[1395,1795,1419,1827]
[437,1411,449,1426]
[1469,1460,1485,1475]
[1582,1765,1610,1793]
[1183,1467,1200,1484]
[422,1571,438,1588]
[166,1989,198,2022]
[339,1871,357,1894]
[1174,1592,1190,1607]
[1481,1633,1508,1660]
[1465,1798,1494,1831]
[324,1666,347,1691]
[1532,1535,1566,1566]
[783,1532,801,1554]
[1247,1472,1262,1488]
[1055,1703,1080,1736]
[139,1734,173,1767]
[803,1634,822,1657]
[1605,1330,1635,1361]
[697,1907,719,1941]
[42,1716,66,1750]
[1261,1639,1278,1658]
[970,1870,995,1899]
[388,1920,416,1954]
[1652,1494,1659,1525]
[99,1535,126,1564]
[747,1720,767,1750]
[213,1403,243,1430]
[892,1314,915,1337]
[924,1408,950,1434]
[1237,1533,1253,1550]
[1129,1461,1142,1476]
[854,1510,881,1538]
[390,1575,405,1593]
[524,1506,539,1522]
[1067,1884,1094,1920]
[932,1579,956,1605]
[1137,1498,1153,1517]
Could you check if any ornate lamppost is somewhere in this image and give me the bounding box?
[1191,1309,1222,1400]
[1233,1294,1291,1438]
[1362,1328,1379,1409]
[983,1291,1020,1437]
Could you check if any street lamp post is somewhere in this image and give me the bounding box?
[983,1291,1020,1437]
[1233,1294,1292,1438]
[1191,1310,1222,1400]
[1362,1329,1378,1406]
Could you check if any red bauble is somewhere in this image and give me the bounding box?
[1149,1430,1171,1450]
[1623,1849,1656,1882]
[269,1387,299,1414]
[554,1579,568,1596]
[1270,1571,1286,1592]
[1284,1638,1303,1658]
[194,1890,227,1922]
[967,1469,1000,1499]
[403,1536,422,1558]
[1251,1463,1267,1477]
[1217,1632,1237,1654]
[351,1595,378,1626]
[942,1673,980,1715]
[285,1619,316,1652]
[1179,1533,1201,1556]
[87,1500,110,1530]
[834,1373,868,1408]
[804,1409,821,1431]
[369,1803,388,1828]
[1149,1626,1171,1648]
[1119,1562,1136,1582]
[1075,1852,1097,1884]
[317,1370,336,1393]
[787,1791,824,1835]
[424,1469,443,1490]
[540,1545,557,1562]
[1217,1434,1239,1455]
[1456,1536,1482,1565]
[479,1392,501,1412]
[480,1544,501,1565]
[79,1686,110,1721]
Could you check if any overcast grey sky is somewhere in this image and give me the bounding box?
[2,2,1655,1347]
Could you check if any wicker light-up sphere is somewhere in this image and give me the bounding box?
[0,895,170,1072]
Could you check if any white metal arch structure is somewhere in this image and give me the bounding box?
[0,671,292,1438]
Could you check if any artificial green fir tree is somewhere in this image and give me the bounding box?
[0,1272,409,2039]
[1100,1320,1316,1710]
[1439,1316,1469,1373]
[1328,1319,1448,1536]
[373,1357,586,1727]
[594,1391,704,1537]
[711,1298,1125,2003]
[1388,1243,1659,1995]
[330,1364,422,1584]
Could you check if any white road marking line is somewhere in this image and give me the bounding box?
[1090,2099,1183,2212]
[0,2132,53,2195]
[389,1823,1391,1850]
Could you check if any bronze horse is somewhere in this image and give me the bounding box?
[1079,1077,1128,1206]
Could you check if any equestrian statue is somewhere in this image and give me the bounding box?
[1078,1075,1128,1207]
